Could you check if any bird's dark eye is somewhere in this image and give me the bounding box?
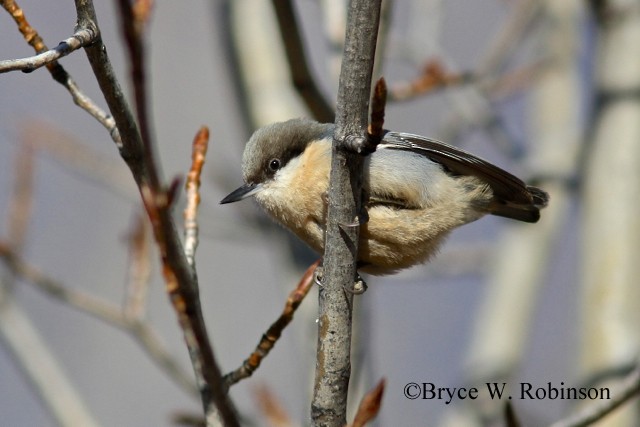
[268,158,281,172]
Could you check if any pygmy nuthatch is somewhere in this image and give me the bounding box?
[221,118,548,275]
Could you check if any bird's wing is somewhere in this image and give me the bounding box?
[380,131,544,207]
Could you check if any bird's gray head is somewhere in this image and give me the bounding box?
[242,118,333,185]
[220,118,333,204]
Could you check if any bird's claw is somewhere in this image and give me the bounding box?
[338,208,369,229]
[343,273,367,295]
[315,267,367,295]
[314,266,324,288]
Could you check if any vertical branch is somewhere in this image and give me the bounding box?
[123,212,151,320]
[0,0,118,142]
[224,260,319,388]
[271,0,335,122]
[311,1,381,426]
[551,363,640,427]
[6,137,34,250]
[0,290,103,427]
[228,0,309,127]
[580,1,640,425]
[184,127,209,267]
[114,0,157,188]
[447,2,584,426]
[0,133,101,427]
[75,0,147,181]
[348,379,385,427]
[74,2,238,425]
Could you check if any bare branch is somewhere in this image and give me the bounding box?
[0,28,96,73]
[0,240,198,397]
[475,0,542,79]
[347,379,385,427]
[437,0,543,152]
[254,384,294,427]
[123,212,152,320]
[5,135,35,250]
[367,77,387,148]
[75,0,145,174]
[114,0,157,185]
[224,260,318,387]
[0,282,102,427]
[388,60,466,102]
[128,320,199,398]
[1,0,120,144]
[75,2,238,424]
[184,127,210,267]
[312,1,381,425]
[0,241,128,326]
[1,0,48,52]
[504,402,522,427]
[578,1,640,425]
[0,124,101,427]
[172,412,206,427]
[550,364,640,427]
[271,0,335,122]
[22,121,135,200]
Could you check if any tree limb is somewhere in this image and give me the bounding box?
[0,240,199,397]
[74,1,238,425]
[0,28,96,73]
[550,364,640,427]
[0,0,119,143]
[271,0,335,122]
[224,260,318,388]
[184,127,209,268]
[311,1,382,426]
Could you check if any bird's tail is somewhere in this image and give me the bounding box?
[490,185,549,223]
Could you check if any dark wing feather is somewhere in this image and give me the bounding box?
[380,131,548,222]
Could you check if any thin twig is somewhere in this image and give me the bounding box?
[223,260,319,388]
[1,0,48,52]
[367,77,387,148]
[184,127,210,268]
[437,0,543,153]
[372,0,392,81]
[132,0,154,26]
[114,0,157,186]
[75,0,145,177]
[6,135,35,250]
[23,121,136,201]
[271,0,335,122]
[0,240,198,397]
[475,0,543,79]
[482,59,548,100]
[0,139,102,427]
[0,241,127,326]
[504,402,522,427]
[0,0,120,144]
[312,1,382,426]
[75,2,238,424]
[388,58,545,104]
[0,282,103,427]
[0,29,96,73]
[550,364,640,427]
[388,60,466,102]
[347,379,385,427]
[172,412,206,427]
[254,384,294,427]
[128,320,198,397]
[123,211,151,320]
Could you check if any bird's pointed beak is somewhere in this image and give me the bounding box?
[220,183,263,204]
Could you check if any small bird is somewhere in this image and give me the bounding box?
[221,118,548,275]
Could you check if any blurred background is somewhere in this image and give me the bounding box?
[1,1,638,426]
